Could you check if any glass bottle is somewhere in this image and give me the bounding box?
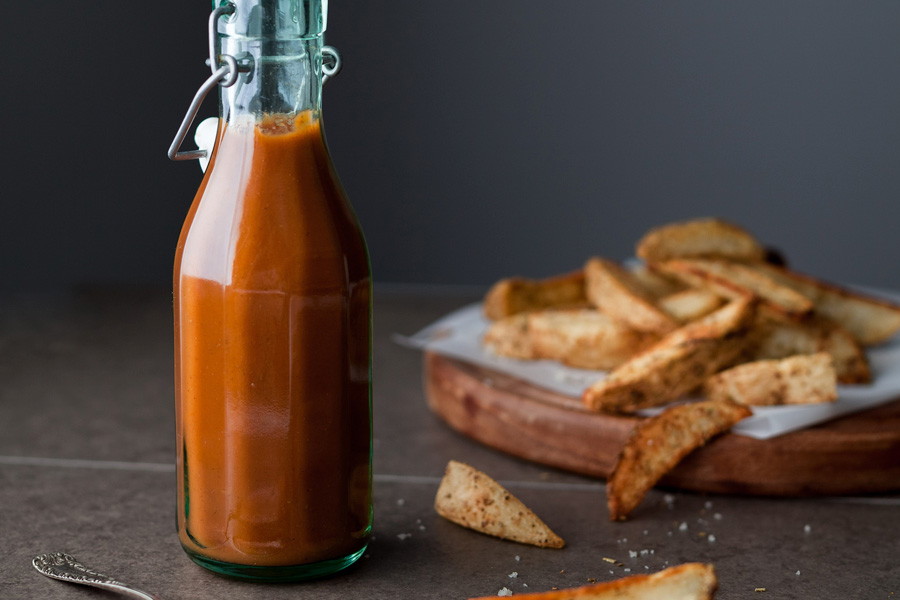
[170,0,372,582]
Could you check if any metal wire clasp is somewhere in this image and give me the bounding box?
[167,3,342,162]
[167,4,241,161]
[322,46,341,84]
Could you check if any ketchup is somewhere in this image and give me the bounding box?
[173,111,372,577]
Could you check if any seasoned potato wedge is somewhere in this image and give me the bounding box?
[703,353,837,406]
[636,218,766,264]
[483,314,534,360]
[528,310,657,370]
[658,258,814,320]
[585,257,679,334]
[607,399,751,520]
[435,460,565,548]
[484,310,655,369]
[628,263,687,298]
[746,263,900,346]
[483,271,586,320]
[658,289,724,323]
[750,310,870,384]
[469,563,718,600]
[583,298,756,414]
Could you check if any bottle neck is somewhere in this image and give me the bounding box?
[215,0,329,125]
[219,36,324,124]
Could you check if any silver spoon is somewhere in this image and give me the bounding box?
[33,552,162,600]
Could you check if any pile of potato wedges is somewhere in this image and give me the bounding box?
[481,218,900,519]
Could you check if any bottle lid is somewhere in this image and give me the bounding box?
[216,0,327,40]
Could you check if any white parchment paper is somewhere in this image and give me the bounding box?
[398,290,900,440]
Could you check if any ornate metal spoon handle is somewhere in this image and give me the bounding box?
[33,553,162,600]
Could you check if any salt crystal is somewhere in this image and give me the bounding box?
[396,499,405,507]
[796,570,801,576]
[624,568,631,573]
[397,533,412,541]
[679,522,688,532]
[498,588,513,597]
[804,524,811,534]
[714,513,723,521]
[629,551,638,558]
[515,556,520,562]
[509,572,518,579]
[708,534,716,543]
[418,525,426,531]
[664,494,676,506]
[705,501,713,509]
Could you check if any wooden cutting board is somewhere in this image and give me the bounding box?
[425,352,900,496]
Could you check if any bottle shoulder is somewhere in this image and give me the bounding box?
[175,114,368,290]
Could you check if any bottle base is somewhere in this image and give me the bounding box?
[183,544,367,582]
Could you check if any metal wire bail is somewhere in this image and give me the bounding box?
[322,46,341,84]
[167,4,239,161]
[168,3,342,161]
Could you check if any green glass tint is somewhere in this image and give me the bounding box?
[183,544,369,582]
[215,0,327,39]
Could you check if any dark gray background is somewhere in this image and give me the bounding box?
[3,1,899,292]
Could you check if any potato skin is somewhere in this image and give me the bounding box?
[583,298,756,414]
[434,461,564,548]
[468,563,718,600]
[704,353,837,406]
[585,257,679,334]
[483,271,586,320]
[607,399,751,521]
[636,217,766,263]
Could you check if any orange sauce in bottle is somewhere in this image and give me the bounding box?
[173,111,372,569]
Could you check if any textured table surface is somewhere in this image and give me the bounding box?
[1,287,898,599]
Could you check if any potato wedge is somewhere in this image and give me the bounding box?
[658,289,724,323]
[746,263,900,345]
[483,271,586,320]
[583,298,756,414]
[628,263,687,298]
[585,257,679,334]
[484,310,655,369]
[528,309,657,370]
[483,314,535,360]
[636,217,766,264]
[703,353,837,406]
[750,311,870,384]
[434,460,565,548]
[607,399,751,520]
[469,563,718,600]
[657,258,814,320]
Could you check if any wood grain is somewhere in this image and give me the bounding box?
[425,352,900,496]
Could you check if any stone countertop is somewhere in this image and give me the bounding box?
[1,287,897,599]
